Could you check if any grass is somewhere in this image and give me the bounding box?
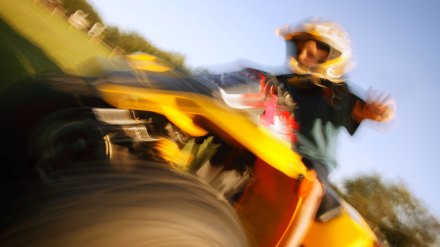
[0,18,60,92]
[0,0,112,92]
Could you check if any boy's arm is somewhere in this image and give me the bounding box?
[352,96,394,123]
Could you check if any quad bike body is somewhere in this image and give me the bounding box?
[0,54,378,246]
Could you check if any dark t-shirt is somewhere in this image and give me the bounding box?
[278,74,361,171]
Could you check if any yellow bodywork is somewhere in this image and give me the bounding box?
[96,73,377,247]
[126,53,172,72]
[97,84,306,179]
[302,200,378,246]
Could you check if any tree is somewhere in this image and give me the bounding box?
[101,26,187,70]
[340,174,440,246]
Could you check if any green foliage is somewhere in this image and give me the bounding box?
[101,26,187,71]
[341,174,440,247]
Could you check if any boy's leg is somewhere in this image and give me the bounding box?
[278,177,323,246]
[279,159,336,246]
[305,160,342,222]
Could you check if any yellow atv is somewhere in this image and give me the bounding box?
[0,54,378,246]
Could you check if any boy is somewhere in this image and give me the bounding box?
[275,19,394,246]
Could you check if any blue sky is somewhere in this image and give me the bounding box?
[88,0,440,217]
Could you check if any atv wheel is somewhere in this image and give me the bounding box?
[0,161,248,247]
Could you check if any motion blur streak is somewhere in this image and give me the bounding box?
[0,161,248,247]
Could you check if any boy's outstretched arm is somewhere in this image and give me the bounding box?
[352,91,395,122]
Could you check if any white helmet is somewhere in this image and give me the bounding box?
[276,18,352,83]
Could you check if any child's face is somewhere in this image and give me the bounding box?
[295,40,330,68]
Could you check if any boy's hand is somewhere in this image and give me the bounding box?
[352,89,395,122]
